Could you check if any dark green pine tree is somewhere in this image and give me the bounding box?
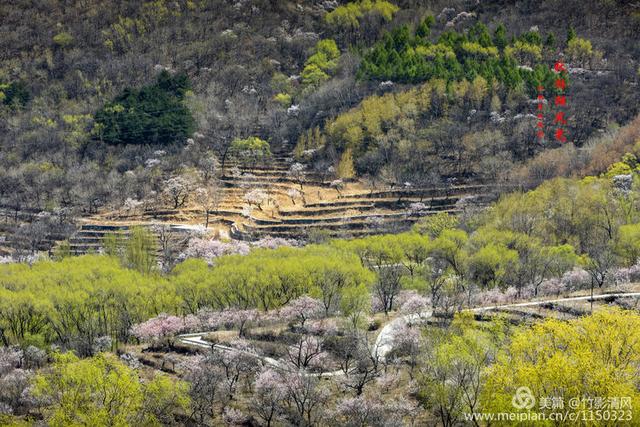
[493,24,507,51]
[95,71,195,146]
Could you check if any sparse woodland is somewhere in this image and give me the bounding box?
[2,0,640,425]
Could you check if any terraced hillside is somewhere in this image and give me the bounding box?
[3,137,500,258]
[86,145,497,244]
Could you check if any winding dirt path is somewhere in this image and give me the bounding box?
[178,292,640,374]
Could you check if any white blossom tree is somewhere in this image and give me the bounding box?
[244,189,268,210]
[163,176,194,209]
[288,163,306,190]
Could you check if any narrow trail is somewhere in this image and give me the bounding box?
[177,333,347,378]
[178,292,640,376]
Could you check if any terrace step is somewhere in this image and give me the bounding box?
[278,204,376,216]
[249,210,443,226]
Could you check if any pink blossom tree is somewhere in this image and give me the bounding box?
[390,321,421,374]
[279,296,324,328]
[286,335,327,371]
[408,202,428,217]
[305,318,339,336]
[180,355,224,424]
[251,368,288,427]
[288,163,306,190]
[196,308,259,337]
[330,179,344,196]
[196,307,223,330]
[210,339,260,400]
[222,406,249,425]
[561,268,591,290]
[538,278,564,297]
[473,288,505,306]
[0,347,35,416]
[221,309,259,337]
[0,369,33,414]
[131,313,189,348]
[181,238,250,264]
[253,236,299,249]
[332,396,387,427]
[375,370,401,393]
[399,291,432,322]
[279,370,330,426]
[0,347,22,376]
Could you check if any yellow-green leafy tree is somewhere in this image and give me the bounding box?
[337,148,356,179]
[33,352,189,427]
[481,308,640,423]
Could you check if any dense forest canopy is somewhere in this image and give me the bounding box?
[94,70,195,146]
[0,0,637,218]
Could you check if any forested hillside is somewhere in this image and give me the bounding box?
[1,0,639,238]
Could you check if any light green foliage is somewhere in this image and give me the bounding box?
[420,312,507,425]
[0,245,374,346]
[325,0,399,29]
[33,352,189,426]
[415,43,456,59]
[273,92,292,108]
[0,255,177,346]
[62,113,92,151]
[466,243,519,289]
[505,40,542,63]
[337,148,356,179]
[319,70,514,177]
[229,136,272,167]
[616,223,640,266]
[325,80,433,152]
[481,308,640,421]
[469,227,577,294]
[53,32,74,47]
[52,240,72,260]
[102,0,181,53]
[566,37,598,65]
[142,373,191,425]
[340,283,371,329]
[414,212,459,239]
[173,245,374,313]
[301,39,340,87]
[294,127,326,159]
[125,226,158,274]
[270,72,292,94]
[334,233,407,267]
[307,39,340,71]
[103,232,123,257]
[301,63,330,86]
[429,229,469,277]
[230,136,271,156]
[605,153,639,177]
[468,75,489,108]
[461,41,499,58]
[479,177,631,251]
